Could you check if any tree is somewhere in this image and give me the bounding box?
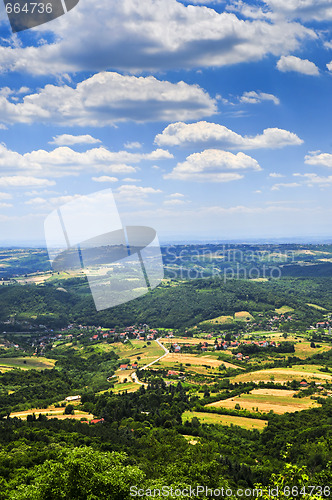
[64,404,74,415]
[9,447,144,500]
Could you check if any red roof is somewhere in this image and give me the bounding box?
[90,418,105,424]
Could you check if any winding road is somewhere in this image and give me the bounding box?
[131,337,169,385]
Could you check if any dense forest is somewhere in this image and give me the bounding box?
[0,380,330,499]
[0,275,329,329]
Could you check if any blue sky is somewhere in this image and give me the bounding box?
[0,0,331,243]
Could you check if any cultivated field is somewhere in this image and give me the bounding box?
[207,389,319,414]
[234,311,255,322]
[97,340,165,369]
[231,365,332,384]
[158,353,241,373]
[182,411,268,430]
[10,406,94,421]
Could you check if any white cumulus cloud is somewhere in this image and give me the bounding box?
[0,72,217,127]
[277,55,319,75]
[0,0,316,75]
[49,135,102,146]
[240,91,280,105]
[0,143,173,178]
[155,121,303,149]
[164,149,261,182]
[305,152,332,167]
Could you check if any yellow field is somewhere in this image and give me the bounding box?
[200,315,233,325]
[10,406,95,421]
[207,389,319,414]
[234,311,255,322]
[159,337,215,346]
[306,303,327,311]
[275,306,294,314]
[232,365,332,384]
[159,353,241,372]
[182,411,268,430]
[0,357,56,371]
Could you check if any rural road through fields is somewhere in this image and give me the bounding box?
[131,337,169,385]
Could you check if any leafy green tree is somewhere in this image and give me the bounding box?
[9,447,144,500]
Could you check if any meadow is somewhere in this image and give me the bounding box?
[207,388,320,414]
[182,410,268,430]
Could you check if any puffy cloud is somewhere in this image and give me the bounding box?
[169,192,185,198]
[25,194,82,208]
[240,91,280,105]
[0,143,172,178]
[0,177,55,187]
[0,72,217,126]
[0,0,315,75]
[163,198,188,206]
[271,182,301,191]
[293,173,332,187]
[262,0,332,21]
[277,55,319,75]
[115,184,162,205]
[49,134,102,146]
[305,152,332,167]
[0,192,12,199]
[124,142,143,150]
[269,172,284,178]
[164,149,261,182]
[155,121,303,149]
[92,176,119,183]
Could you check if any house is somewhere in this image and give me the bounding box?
[167,370,178,376]
[92,334,98,340]
[300,380,308,388]
[102,333,109,339]
[65,395,81,402]
[120,364,128,370]
[131,363,138,369]
[90,418,105,424]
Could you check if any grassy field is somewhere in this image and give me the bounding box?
[275,306,294,314]
[234,311,255,322]
[159,337,216,346]
[232,365,332,384]
[182,411,268,430]
[306,303,327,311]
[199,315,234,325]
[207,388,319,414]
[200,311,254,325]
[97,340,165,368]
[0,357,56,371]
[158,353,241,373]
[111,382,142,393]
[10,405,95,421]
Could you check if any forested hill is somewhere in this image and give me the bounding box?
[0,276,330,329]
